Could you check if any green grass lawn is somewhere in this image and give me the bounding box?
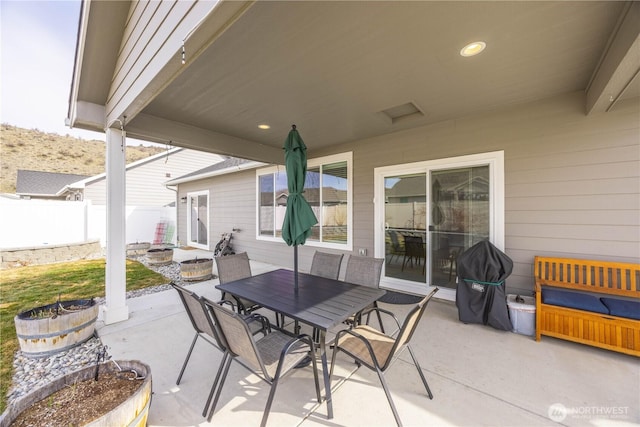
[0,259,169,413]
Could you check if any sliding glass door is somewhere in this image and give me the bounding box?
[429,167,490,289]
[384,174,427,283]
[375,152,504,300]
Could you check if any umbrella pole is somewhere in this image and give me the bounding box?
[294,245,299,294]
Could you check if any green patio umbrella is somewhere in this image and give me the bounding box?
[282,125,318,291]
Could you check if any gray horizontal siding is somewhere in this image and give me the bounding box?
[176,91,639,293]
[86,149,223,206]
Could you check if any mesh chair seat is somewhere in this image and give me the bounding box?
[255,330,311,377]
[335,325,395,368]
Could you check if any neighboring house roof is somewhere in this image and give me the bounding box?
[165,157,265,185]
[67,147,185,189]
[386,176,425,200]
[16,170,91,197]
[266,187,347,206]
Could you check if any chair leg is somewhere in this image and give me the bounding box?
[176,333,199,385]
[375,366,403,427]
[329,339,340,382]
[374,301,385,333]
[310,347,322,403]
[207,354,233,421]
[261,381,279,427]
[276,313,284,328]
[407,345,433,399]
[202,352,229,417]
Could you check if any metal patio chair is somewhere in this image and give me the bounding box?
[216,252,262,315]
[298,250,345,338]
[386,230,405,264]
[344,255,385,332]
[329,288,439,427]
[309,251,344,279]
[401,235,426,274]
[171,283,269,416]
[204,299,322,427]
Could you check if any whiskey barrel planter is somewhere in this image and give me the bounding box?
[14,299,99,358]
[146,248,173,266]
[0,360,152,427]
[126,242,150,257]
[180,258,213,281]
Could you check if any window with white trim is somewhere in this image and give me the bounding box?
[257,152,352,249]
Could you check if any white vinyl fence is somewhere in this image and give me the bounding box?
[0,198,176,249]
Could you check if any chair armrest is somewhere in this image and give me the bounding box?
[245,313,272,334]
[334,328,381,368]
[218,299,238,310]
[278,333,317,369]
[283,333,315,353]
[360,306,402,329]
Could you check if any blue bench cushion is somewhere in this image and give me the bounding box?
[541,288,609,314]
[600,298,640,320]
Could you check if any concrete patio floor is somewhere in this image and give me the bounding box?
[97,249,639,427]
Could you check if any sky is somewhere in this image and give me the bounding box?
[0,0,152,145]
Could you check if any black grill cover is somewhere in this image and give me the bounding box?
[455,240,513,331]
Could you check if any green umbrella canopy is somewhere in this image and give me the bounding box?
[282,126,318,246]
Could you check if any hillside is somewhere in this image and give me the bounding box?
[0,124,165,193]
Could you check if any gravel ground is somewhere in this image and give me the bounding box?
[6,255,202,406]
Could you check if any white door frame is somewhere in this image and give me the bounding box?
[186,190,210,250]
[374,151,504,300]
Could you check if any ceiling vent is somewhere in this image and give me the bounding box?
[380,102,424,124]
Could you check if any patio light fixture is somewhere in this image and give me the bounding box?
[460,41,486,57]
[258,124,271,130]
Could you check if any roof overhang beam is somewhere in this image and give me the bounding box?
[586,2,640,114]
[125,113,282,164]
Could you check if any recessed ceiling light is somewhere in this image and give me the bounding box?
[460,41,486,57]
[258,124,270,130]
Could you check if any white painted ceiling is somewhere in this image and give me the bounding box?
[73,1,640,161]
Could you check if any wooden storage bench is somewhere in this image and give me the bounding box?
[534,256,640,357]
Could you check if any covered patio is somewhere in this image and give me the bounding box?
[68,1,640,326]
[97,249,639,426]
[67,2,639,422]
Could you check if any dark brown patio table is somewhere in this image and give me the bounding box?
[215,268,386,419]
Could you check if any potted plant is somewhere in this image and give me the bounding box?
[14,297,99,358]
[0,347,152,427]
[146,247,174,266]
[126,241,151,257]
[180,257,214,281]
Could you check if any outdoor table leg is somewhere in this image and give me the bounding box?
[319,330,334,419]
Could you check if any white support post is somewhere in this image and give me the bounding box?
[103,126,129,324]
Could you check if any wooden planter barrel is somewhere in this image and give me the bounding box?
[180,258,213,281]
[14,299,99,358]
[0,360,152,427]
[126,242,150,257]
[146,248,173,266]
